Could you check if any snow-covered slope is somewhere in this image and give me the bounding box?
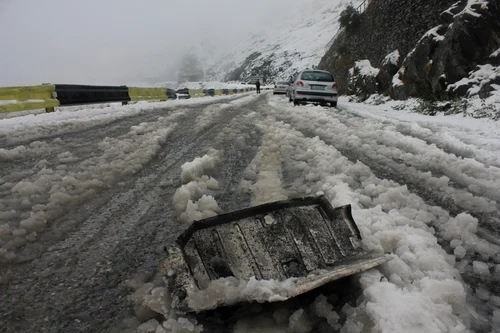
[206,0,350,83]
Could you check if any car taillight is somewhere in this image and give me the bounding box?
[332,83,338,89]
[296,81,304,87]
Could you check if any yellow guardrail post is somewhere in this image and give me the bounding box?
[0,84,59,113]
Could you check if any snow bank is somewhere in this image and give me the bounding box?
[448,64,500,97]
[339,96,500,165]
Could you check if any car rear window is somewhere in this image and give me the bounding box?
[300,71,334,82]
[277,81,289,85]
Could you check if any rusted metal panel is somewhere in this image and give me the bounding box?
[161,196,391,312]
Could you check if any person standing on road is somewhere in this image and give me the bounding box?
[256,79,261,94]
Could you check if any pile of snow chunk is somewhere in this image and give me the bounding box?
[268,98,500,261]
[172,149,222,223]
[180,151,220,184]
[121,272,203,333]
[186,276,296,312]
[245,103,479,330]
[342,270,469,333]
[225,292,344,333]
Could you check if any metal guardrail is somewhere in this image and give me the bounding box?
[324,0,368,52]
[325,28,344,53]
[0,84,268,114]
[356,0,368,13]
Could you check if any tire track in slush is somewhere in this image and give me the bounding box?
[0,97,249,192]
[334,108,500,203]
[0,95,250,149]
[266,101,499,325]
[0,95,266,333]
[260,102,498,332]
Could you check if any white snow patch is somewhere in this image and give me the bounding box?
[383,50,400,66]
[455,0,489,18]
[423,26,445,42]
[392,68,405,87]
[349,60,380,77]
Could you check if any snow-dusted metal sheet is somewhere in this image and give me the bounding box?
[161,196,391,312]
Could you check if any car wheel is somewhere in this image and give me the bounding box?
[330,102,337,108]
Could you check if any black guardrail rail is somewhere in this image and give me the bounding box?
[203,88,215,96]
[54,84,131,106]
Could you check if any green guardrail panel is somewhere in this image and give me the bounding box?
[188,89,205,98]
[0,84,55,100]
[128,87,167,101]
[0,85,59,113]
[0,100,59,113]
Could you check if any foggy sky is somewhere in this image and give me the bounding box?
[0,0,298,86]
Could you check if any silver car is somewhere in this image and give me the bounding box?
[273,81,290,95]
[290,70,338,107]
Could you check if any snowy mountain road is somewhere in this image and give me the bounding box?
[1,93,499,332]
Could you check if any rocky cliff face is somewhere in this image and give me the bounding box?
[393,0,500,100]
[319,0,500,103]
